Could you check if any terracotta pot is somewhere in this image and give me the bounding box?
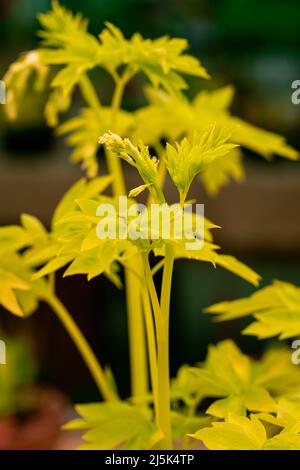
[0,388,67,450]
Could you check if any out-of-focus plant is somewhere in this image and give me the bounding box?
[4,1,297,188]
[1,1,300,450]
[0,334,37,417]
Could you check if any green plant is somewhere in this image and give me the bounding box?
[1,1,300,450]
[0,333,37,417]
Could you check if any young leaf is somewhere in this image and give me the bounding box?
[98,22,209,90]
[64,402,161,450]
[99,132,164,203]
[191,414,300,450]
[128,184,152,198]
[214,254,261,287]
[193,86,299,161]
[205,280,300,339]
[0,225,30,255]
[173,243,260,287]
[165,127,238,202]
[252,348,300,396]
[0,269,30,317]
[186,340,277,418]
[0,253,50,317]
[263,430,300,450]
[191,414,266,450]
[37,1,89,48]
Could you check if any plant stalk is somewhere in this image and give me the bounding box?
[158,244,174,449]
[79,74,102,114]
[125,259,148,397]
[141,284,158,412]
[142,252,173,449]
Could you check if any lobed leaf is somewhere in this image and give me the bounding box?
[205,280,300,339]
[65,402,161,450]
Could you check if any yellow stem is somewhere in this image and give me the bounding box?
[160,244,174,322]
[111,67,135,119]
[79,74,102,114]
[126,258,148,397]
[142,252,173,449]
[141,284,158,414]
[105,147,126,196]
[158,244,174,449]
[158,159,167,189]
[147,141,167,206]
[142,254,162,327]
[47,294,117,402]
[155,141,167,189]
[111,78,126,118]
[182,393,202,449]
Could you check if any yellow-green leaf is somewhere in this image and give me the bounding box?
[191,414,266,450]
[65,402,161,450]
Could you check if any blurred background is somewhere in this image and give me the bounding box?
[0,0,300,445]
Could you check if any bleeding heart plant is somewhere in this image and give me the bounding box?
[1,1,300,450]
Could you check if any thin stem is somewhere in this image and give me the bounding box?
[79,74,102,114]
[141,285,158,414]
[150,184,166,206]
[111,78,126,117]
[111,67,136,120]
[155,141,167,189]
[126,258,148,397]
[104,70,130,196]
[142,253,163,328]
[147,141,166,206]
[47,294,117,402]
[158,159,167,189]
[160,244,174,323]
[142,252,172,449]
[179,189,188,207]
[157,244,174,449]
[156,325,172,449]
[182,392,202,449]
[105,147,126,196]
[151,259,165,277]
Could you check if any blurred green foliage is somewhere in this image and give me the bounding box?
[1,0,299,140]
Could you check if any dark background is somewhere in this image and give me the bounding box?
[0,0,299,401]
